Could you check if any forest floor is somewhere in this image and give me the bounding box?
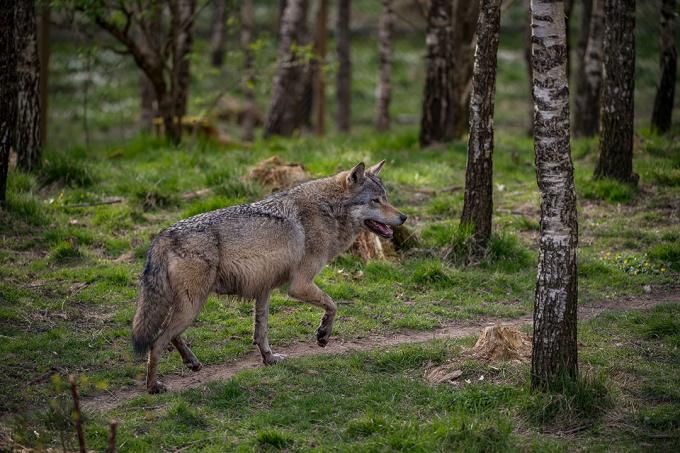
[2,4,680,449]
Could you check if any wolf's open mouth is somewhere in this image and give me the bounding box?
[364,219,393,239]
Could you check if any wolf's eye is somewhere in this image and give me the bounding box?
[372,198,381,204]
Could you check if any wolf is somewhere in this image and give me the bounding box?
[132,160,407,393]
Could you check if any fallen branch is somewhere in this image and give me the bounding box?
[63,197,123,208]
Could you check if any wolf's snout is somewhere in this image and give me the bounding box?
[399,213,407,224]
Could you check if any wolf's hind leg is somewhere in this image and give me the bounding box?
[288,280,337,347]
[146,340,168,394]
[172,336,202,371]
[254,291,285,365]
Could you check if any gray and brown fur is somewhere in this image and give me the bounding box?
[132,161,406,393]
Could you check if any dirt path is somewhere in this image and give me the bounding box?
[84,290,680,412]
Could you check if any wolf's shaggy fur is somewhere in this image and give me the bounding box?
[132,161,406,393]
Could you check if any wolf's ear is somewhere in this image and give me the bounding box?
[346,162,366,187]
[368,160,385,176]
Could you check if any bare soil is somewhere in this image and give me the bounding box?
[84,288,680,412]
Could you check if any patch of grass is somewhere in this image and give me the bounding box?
[626,304,680,347]
[409,259,452,288]
[647,242,680,272]
[49,240,83,263]
[522,372,612,428]
[578,177,637,203]
[39,150,97,188]
[487,233,532,268]
[256,429,293,449]
[164,401,208,432]
[127,177,181,211]
[181,196,235,217]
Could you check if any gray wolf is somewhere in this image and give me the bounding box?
[132,160,407,393]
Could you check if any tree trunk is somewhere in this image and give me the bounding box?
[574,0,604,137]
[38,4,49,149]
[15,0,41,172]
[0,0,17,207]
[140,73,157,131]
[594,0,636,184]
[460,0,502,250]
[375,0,394,132]
[241,0,256,141]
[572,0,593,135]
[419,0,455,147]
[312,0,328,136]
[524,0,534,135]
[172,0,195,120]
[336,0,351,132]
[265,0,310,137]
[651,0,678,134]
[210,0,227,68]
[451,0,480,139]
[530,0,579,389]
[564,0,574,81]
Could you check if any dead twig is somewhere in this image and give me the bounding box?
[63,197,123,208]
[107,420,118,453]
[68,375,86,453]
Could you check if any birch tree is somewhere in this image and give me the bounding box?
[461,0,502,250]
[375,0,394,132]
[651,0,678,134]
[241,0,256,141]
[265,0,311,137]
[530,0,579,389]
[419,0,455,147]
[0,0,17,208]
[16,0,42,171]
[574,0,604,137]
[451,0,480,138]
[594,0,636,184]
[336,0,351,132]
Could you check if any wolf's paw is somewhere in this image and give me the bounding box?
[147,382,168,394]
[185,360,202,372]
[316,327,330,347]
[263,353,285,365]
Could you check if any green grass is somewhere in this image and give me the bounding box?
[1,1,679,450]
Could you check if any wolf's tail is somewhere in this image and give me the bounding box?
[132,241,174,355]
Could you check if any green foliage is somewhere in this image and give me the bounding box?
[256,429,293,449]
[647,242,680,272]
[165,402,208,431]
[39,150,97,188]
[625,304,680,347]
[49,240,83,263]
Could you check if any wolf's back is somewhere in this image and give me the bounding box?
[132,239,174,355]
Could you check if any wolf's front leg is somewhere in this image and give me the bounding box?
[254,291,285,365]
[288,280,337,347]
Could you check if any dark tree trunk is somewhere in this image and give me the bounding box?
[210,0,227,68]
[524,0,534,135]
[451,0,480,139]
[530,0,579,389]
[265,0,310,137]
[651,0,678,134]
[38,4,49,148]
[573,0,593,135]
[312,0,328,136]
[336,0,351,132]
[595,0,636,184]
[419,0,455,147]
[172,0,195,120]
[460,0,502,250]
[15,0,41,172]
[140,73,157,131]
[1,0,17,207]
[375,0,393,132]
[241,0,256,141]
[564,0,574,81]
[574,0,604,137]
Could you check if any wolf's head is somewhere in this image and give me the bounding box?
[341,161,407,239]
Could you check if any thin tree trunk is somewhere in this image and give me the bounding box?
[451,0,480,139]
[419,0,455,147]
[530,0,579,389]
[564,0,574,82]
[573,0,592,135]
[375,0,394,132]
[595,0,636,184]
[265,0,310,137]
[172,0,195,120]
[524,0,533,135]
[460,0,502,250]
[38,4,49,149]
[0,0,17,207]
[140,73,156,131]
[241,0,256,141]
[210,0,227,68]
[15,0,41,172]
[312,0,328,136]
[574,0,604,137]
[651,0,678,134]
[336,0,351,132]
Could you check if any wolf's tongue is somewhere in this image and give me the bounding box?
[365,219,393,238]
